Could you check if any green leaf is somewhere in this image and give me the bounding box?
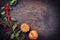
[19,34,25,40]
[4,17,8,21]
[15,32,19,38]
[11,18,17,22]
[3,17,9,26]
[10,33,15,39]
[9,0,17,6]
[1,11,5,15]
[12,23,17,31]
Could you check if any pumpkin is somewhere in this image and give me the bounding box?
[28,30,38,40]
[20,23,30,32]
[31,39,35,40]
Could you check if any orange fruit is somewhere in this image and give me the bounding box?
[31,39,35,40]
[20,23,30,32]
[28,30,38,40]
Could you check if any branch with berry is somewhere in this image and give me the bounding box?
[0,0,39,40]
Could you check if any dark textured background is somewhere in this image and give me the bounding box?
[0,0,60,40]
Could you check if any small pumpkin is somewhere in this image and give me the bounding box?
[31,39,35,40]
[20,23,30,33]
[28,30,38,40]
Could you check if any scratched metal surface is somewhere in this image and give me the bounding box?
[10,0,59,40]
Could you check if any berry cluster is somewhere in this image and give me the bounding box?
[0,0,39,40]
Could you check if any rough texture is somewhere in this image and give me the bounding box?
[10,0,58,40]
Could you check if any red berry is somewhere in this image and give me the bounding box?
[4,4,10,13]
[1,21,5,26]
[9,28,12,33]
[5,14,11,21]
[5,27,9,31]
[9,21,14,27]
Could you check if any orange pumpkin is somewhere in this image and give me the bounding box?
[31,39,36,40]
[28,30,38,40]
[20,23,30,32]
